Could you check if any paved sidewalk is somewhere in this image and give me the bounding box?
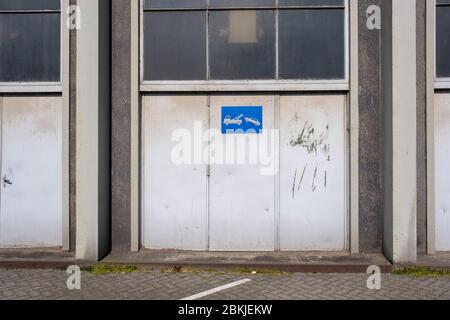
[0,269,449,300]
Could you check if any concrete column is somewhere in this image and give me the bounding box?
[111,0,131,252]
[358,0,382,253]
[76,0,111,261]
[382,0,417,264]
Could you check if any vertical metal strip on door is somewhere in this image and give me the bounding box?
[142,95,208,250]
[279,95,347,251]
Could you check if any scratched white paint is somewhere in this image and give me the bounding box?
[435,93,450,251]
[142,95,208,250]
[0,96,62,248]
[208,96,276,251]
[279,95,347,251]
[143,94,348,251]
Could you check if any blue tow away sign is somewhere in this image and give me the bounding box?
[221,106,263,134]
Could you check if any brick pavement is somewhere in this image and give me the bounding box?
[0,269,449,300]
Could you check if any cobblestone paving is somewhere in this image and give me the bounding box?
[0,269,449,300]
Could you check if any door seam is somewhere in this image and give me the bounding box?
[206,95,211,251]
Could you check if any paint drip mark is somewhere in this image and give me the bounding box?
[324,171,327,188]
[292,168,298,199]
[298,163,308,191]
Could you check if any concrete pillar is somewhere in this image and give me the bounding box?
[382,0,417,264]
[76,0,111,261]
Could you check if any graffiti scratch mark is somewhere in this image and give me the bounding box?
[290,122,330,158]
[298,163,308,191]
[292,168,298,199]
[312,165,318,192]
[290,121,331,198]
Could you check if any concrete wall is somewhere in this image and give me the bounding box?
[83,0,430,259]
[416,0,428,254]
[111,0,132,252]
[76,0,111,261]
[69,0,77,252]
[98,0,112,259]
[109,0,389,254]
[381,0,418,264]
[358,0,383,253]
[381,0,394,261]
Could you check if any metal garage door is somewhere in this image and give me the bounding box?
[209,95,276,251]
[435,93,450,251]
[142,95,209,250]
[279,95,347,251]
[0,96,62,248]
[142,94,347,251]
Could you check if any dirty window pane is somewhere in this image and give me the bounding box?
[279,9,345,79]
[144,0,206,9]
[0,0,60,10]
[209,10,275,80]
[437,4,450,77]
[209,0,275,8]
[279,0,344,6]
[0,13,61,82]
[143,11,206,80]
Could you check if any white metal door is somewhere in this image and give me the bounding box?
[279,95,347,250]
[209,96,276,251]
[435,93,450,251]
[142,95,208,250]
[0,96,62,248]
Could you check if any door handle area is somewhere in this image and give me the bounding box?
[3,176,12,187]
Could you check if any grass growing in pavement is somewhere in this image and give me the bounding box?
[80,264,290,276]
[81,264,139,275]
[160,265,291,276]
[393,267,450,277]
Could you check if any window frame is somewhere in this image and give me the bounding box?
[139,0,350,92]
[436,0,450,88]
[0,0,66,93]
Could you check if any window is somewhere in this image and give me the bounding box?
[0,0,61,83]
[437,0,450,79]
[143,11,206,80]
[142,0,347,82]
[209,10,276,79]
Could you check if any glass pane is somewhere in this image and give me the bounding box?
[0,0,60,10]
[143,11,206,80]
[209,10,275,80]
[0,13,61,82]
[437,5,450,77]
[279,0,344,7]
[144,0,206,9]
[279,9,345,80]
[209,0,275,8]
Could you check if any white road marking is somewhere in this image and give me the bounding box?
[180,278,252,301]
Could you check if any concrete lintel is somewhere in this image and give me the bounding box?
[76,0,111,261]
